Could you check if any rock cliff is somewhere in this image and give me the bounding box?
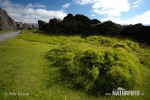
[0,7,16,30]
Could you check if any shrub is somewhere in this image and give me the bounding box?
[124,40,140,51]
[113,43,131,51]
[45,48,74,67]
[113,40,140,51]
[71,49,140,95]
[46,46,140,96]
[139,51,150,67]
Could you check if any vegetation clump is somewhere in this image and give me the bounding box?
[46,45,140,95]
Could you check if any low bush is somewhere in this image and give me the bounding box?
[113,40,140,52]
[112,43,131,51]
[139,50,150,67]
[46,46,140,96]
[45,48,74,67]
[124,40,140,51]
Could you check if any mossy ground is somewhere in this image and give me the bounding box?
[0,30,149,100]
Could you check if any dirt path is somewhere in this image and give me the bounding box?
[0,31,21,42]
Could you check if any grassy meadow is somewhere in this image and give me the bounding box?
[0,30,150,100]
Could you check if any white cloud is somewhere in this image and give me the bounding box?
[126,11,150,25]
[74,0,149,25]
[27,3,46,8]
[100,11,150,25]
[91,14,96,16]
[92,0,130,17]
[133,0,143,8]
[74,0,97,5]
[74,0,130,17]
[0,0,67,23]
[62,3,71,9]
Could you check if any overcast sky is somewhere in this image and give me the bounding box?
[0,0,150,25]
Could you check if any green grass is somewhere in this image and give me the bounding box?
[0,30,149,100]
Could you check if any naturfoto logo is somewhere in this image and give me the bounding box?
[105,87,144,96]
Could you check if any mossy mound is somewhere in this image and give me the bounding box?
[46,44,141,95]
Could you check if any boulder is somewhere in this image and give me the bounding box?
[0,7,16,30]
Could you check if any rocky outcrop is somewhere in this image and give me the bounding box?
[0,8,33,30]
[38,14,121,36]
[16,22,34,30]
[16,22,23,29]
[23,23,30,29]
[46,18,62,33]
[38,20,47,30]
[121,23,150,45]
[38,14,101,35]
[0,7,16,30]
[61,14,94,35]
[90,19,101,25]
[94,20,123,36]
